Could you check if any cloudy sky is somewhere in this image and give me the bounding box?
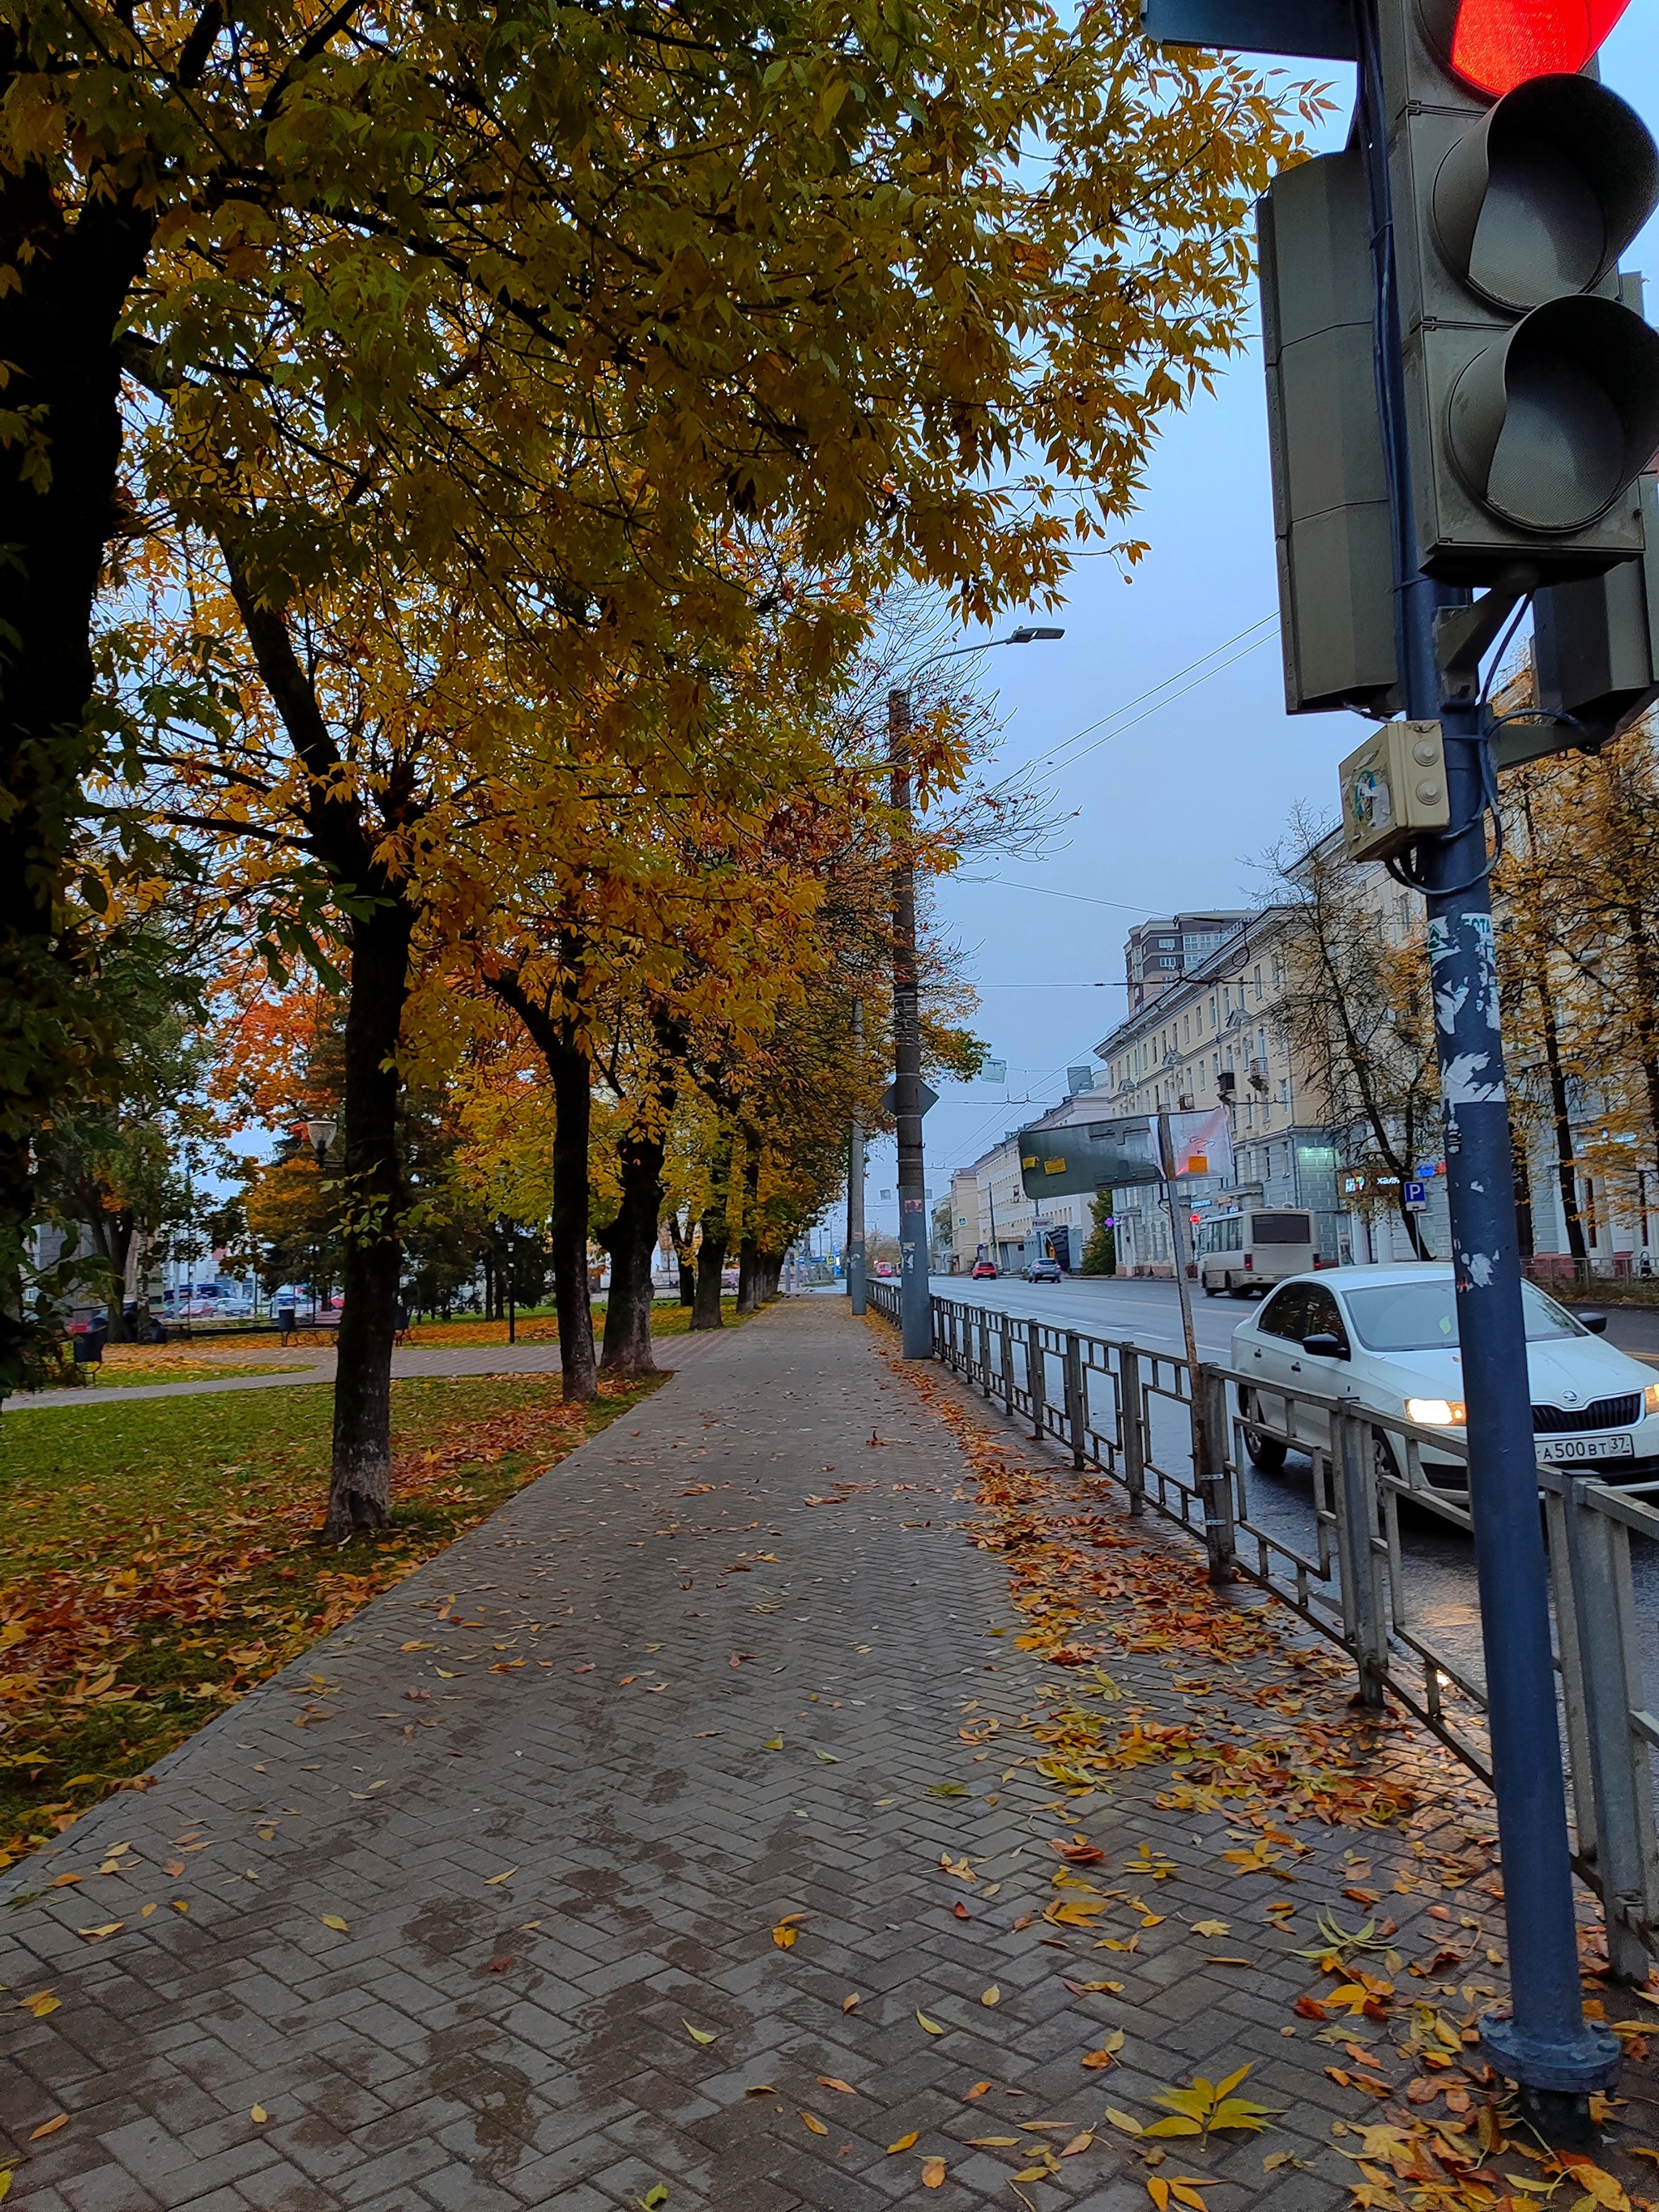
[852,9,1659,1244]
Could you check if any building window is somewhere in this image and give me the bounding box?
[1253,963,1262,1001]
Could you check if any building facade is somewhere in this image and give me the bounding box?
[1094,907,1346,1272]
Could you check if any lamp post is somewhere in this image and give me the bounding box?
[889,626,1064,1357]
[304,1117,338,1168]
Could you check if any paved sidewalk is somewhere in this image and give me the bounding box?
[1,1300,1652,2212]
[6,1331,736,1411]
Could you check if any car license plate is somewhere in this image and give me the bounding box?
[1537,1433,1636,1462]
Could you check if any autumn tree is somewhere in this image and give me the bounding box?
[1262,810,1441,1258]
[0,0,1322,1390]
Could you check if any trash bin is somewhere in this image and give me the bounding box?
[70,1323,107,1365]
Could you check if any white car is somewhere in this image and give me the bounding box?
[1230,1262,1659,1490]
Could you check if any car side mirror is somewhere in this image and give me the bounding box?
[1301,1332,1349,1360]
[1579,1311,1609,1334]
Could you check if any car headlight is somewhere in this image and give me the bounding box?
[1406,1398,1467,1426]
[1646,1383,1659,1418]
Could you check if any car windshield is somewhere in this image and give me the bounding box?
[1342,1277,1586,1352]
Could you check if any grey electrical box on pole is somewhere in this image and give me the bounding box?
[1258,151,1401,715]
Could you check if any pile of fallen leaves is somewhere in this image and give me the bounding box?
[898,1357,1418,1833]
[0,1376,655,1861]
[876,1334,1659,2212]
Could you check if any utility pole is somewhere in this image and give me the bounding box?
[847,999,867,1316]
[889,686,932,1359]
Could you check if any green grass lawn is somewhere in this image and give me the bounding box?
[0,1370,660,1861]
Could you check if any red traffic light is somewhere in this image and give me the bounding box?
[1449,0,1633,96]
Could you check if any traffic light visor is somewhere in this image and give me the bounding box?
[1431,75,1659,312]
[1447,295,1659,532]
[1444,0,1634,96]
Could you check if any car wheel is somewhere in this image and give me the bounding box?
[1240,1393,1287,1471]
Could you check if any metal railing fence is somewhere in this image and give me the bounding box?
[865,1280,1659,1977]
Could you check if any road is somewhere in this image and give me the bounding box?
[925,1271,1659,1711]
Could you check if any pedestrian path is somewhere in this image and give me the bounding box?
[2,1300,1653,2211]
[5,1330,735,1410]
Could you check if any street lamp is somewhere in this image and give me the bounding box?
[889,624,1065,1360]
[303,1117,338,1166]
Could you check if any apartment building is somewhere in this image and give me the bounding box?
[1094,907,1346,1272]
[1124,912,1251,1012]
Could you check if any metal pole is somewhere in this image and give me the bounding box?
[889,686,932,1360]
[1355,5,1618,2103]
[848,1000,867,1316]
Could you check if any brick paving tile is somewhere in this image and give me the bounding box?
[2,1296,1655,2211]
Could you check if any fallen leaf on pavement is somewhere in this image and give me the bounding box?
[250,2105,268,2124]
[684,2022,717,2045]
[981,1987,1001,2007]
[484,1868,516,1885]
[19,1993,59,2018]
[916,2010,945,2035]
[1083,2030,1127,2068]
[640,2189,669,2210]
[963,2082,992,2102]
[970,2137,1021,2146]
[321,1915,348,1932]
[818,2077,857,2095]
[29,2117,68,2142]
[921,2159,945,2187]
[1062,2132,1094,2156]
[800,2112,828,2136]
[1192,1919,1230,1938]
[888,2132,919,2154]
[953,1901,972,1920]
[162,1859,185,1877]
[77,1923,122,1941]
[772,1925,797,1949]
[762,1736,783,1751]
[842,1993,861,2012]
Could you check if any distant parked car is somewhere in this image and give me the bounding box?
[1025,1257,1062,1283]
[876,1262,893,1278]
[971,1258,998,1280]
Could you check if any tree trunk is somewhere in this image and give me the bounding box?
[545,1040,597,1402]
[735,1138,761,1315]
[758,1250,783,1300]
[670,1212,697,1305]
[324,902,414,1540]
[692,1128,735,1330]
[0,118,156,1397]
[599,1123,666,1376]
[1537,976,1587,1260]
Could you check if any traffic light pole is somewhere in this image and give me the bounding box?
[1355,7,1619,2106]
[889,687,933,1360]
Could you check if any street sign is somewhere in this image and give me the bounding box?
[1141,0,1356,57]
[879,1080,938,1117]
[1017,1117,1162,1201]
[1403,1179,1428,1212]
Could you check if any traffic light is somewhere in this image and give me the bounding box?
[1515,468,1659,761]
[1383,0,1659,582]
[1258,152,1401,715]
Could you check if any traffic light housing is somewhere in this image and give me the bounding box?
[1258,152,1401,715]
[1382,2,1659,582]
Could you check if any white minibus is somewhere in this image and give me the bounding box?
[1195,1207,1316,1297]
